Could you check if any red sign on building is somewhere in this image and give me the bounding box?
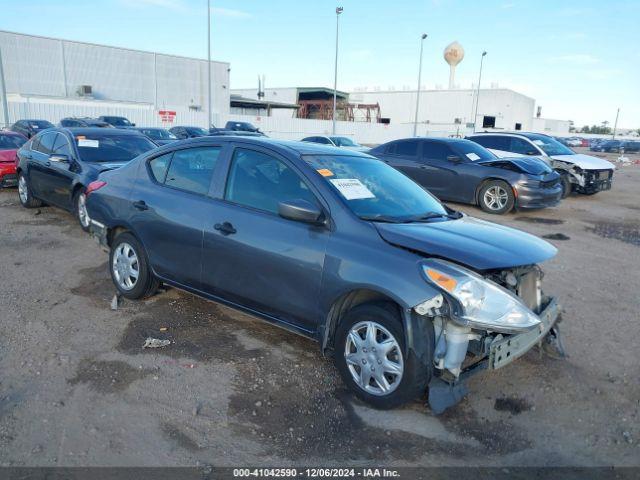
[158,110,176,123]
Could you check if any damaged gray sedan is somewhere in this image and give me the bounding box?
[86,138,563,413]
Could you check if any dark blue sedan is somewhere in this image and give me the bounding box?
[84,137,562,412]
[370,138,562,214]
[15,127,157,231]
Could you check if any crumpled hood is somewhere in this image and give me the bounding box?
[97,162,128,172]
[0,149,18,163]
[552,153,615,170]
[478,156,552,175]
[375,216,557,271]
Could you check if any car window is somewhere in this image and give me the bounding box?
[35,132,57,154]
[422,141,453,159]
[225,148,317,215]
[510,138,537,155]
[394,140,419,157]
[163,147,221,194]
[148,152,173,183]
[0,135,27,150]
[471,135,510,151]
[52,134,72,156]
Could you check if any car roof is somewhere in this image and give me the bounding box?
[469,131,551,140]
[156,136,372,157]
[59,127,145,136]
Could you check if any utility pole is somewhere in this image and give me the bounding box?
[413,34,428,137]
[332,6,343,135]
[612,108,620,140]
[472,51,487,133]
[0,48,9,129]
[207,0,212,129]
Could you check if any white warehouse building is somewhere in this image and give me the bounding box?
[0,30,230,128]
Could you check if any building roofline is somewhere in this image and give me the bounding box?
[348,87,535,101]
[0,29,230,66]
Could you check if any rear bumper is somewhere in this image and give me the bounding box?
[0,164,17,188]
[515,184,563,209]
[488,297,560,370]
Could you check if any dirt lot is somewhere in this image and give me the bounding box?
[1,154,638,467]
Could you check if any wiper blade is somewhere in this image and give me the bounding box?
[406,211,461,222]
[359,214,407,223]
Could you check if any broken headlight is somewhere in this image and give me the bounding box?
[421,259,541,334]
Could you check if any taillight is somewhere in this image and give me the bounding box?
[86,180,107,196]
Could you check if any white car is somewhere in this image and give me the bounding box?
[301,135,370,153]
[467,132,615,198]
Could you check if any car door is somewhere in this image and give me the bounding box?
[43,133,76,208]
[415,141,463,198]
[380,139,423,179]
[201,145,329,333]
[129,145,226,289]
[27,131,57,200]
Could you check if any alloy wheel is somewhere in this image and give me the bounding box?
[483,185,509,211]
[112,242,140,290]
[344,321,404,396]
[77,193,90,228]
[18,175,28,204]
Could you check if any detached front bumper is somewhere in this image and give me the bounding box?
[489,296,560,370]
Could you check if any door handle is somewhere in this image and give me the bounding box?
[45,161,51,167]
[133,200,149,211]
[214,221,236,236]
[419,165,428,169]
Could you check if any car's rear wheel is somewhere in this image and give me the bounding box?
[74,188,91,232]
[334,302,429,409]
[109,232,159,299]
[478,180,514,214]
[17,172,43,208]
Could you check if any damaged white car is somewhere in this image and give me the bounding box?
[468,132,615,198]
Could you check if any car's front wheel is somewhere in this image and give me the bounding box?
[560,173,572,198]
[334,302,429,409]
[17,172,43,208]
[478,180,514,214]
[109,232,159,299]
[74,188,91,232]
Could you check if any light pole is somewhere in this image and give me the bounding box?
[413,33,428,137]
[332,6,343,135]
[472,51,487,133]
[207,0,212,130]
[612,108,620,140]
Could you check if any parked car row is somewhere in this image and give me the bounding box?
[590,139,640,153]
[12,129,567,412]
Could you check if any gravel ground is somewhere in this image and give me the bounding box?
[0,154,638,467]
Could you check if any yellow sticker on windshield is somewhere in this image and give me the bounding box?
[76,135,86,140]
[317,169,334,177]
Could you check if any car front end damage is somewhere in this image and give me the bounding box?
[413,261,563,413]
[551,158,614,194]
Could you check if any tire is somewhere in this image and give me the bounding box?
[478,180,515,215]
[109,232,159,300]
[333,302,429,409]
[74,188,91,232]
[559,174,572,199]
[17,172,43,208]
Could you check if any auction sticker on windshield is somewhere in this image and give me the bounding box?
[466,152,481,161]
[330,178,375,200]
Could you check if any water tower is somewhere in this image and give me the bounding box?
[443,41,465,89]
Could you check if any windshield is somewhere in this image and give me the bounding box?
[29,120,54,130]
[186,127,209,136]
[104,117,132,126]
[0,135,27,150]
[140,129,176,140]
[304,154,448,222]
[525,134,574,156]
[331,137,360,147]
[74,134,157,163]
[451,140,496,161]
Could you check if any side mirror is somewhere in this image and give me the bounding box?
[131,123,136,127]
[447,155,462,163]
[278,199,324,225]
[49,154,70,163]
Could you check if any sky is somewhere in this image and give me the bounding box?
[1,0,638,128]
